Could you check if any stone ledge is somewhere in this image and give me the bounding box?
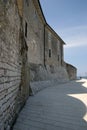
[30,79,69,95]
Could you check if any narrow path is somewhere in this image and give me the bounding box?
[13,79,87,130]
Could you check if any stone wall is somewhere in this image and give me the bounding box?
[23,0,45,82]
[45,27,60,66]
[66,63,77,80]
[22,0,70,82]
[45,25,65,67]
[23,0,44,65]
[43,26,69,81]
[0,1,29,129]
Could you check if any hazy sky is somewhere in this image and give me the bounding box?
[40,0,87,76]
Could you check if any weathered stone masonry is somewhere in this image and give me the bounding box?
[44,24,69,81]
[23,0,47,81]
[23,0,73,82]
[0,1,29,129]
[66,63,77,80]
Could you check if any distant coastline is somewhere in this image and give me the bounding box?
[77,76,87,79]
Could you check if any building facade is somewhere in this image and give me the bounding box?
[23,0,47,81]
[45,24,64,67]
[23,0,45,65]
[66,63,77,80]
[44,24,69,80]
[22,0,70,82]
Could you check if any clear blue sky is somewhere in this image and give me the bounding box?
[40,0,87,76]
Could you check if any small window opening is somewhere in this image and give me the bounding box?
[25,22,27,37]
[49,49,51,58]
[26,0,29,6]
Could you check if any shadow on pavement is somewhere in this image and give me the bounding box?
[13,79,87,130]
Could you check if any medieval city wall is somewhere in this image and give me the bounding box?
[0,0,77,129]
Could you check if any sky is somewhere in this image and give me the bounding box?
[40,0,87,76]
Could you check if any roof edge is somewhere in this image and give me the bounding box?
[46,23,66,45]
[66,62,77,70]
[32,0,47,24]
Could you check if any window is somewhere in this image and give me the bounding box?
[25,22,27,38]
[26,0,29,6]
[24,39,28,51]
[49,49,51,58]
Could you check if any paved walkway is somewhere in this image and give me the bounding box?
[13,79,87,130]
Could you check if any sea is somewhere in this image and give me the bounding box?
[77,76,87,80]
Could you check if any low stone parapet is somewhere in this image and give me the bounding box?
[30,79,68,95]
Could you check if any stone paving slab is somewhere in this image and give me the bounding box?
[13,79,87,130]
